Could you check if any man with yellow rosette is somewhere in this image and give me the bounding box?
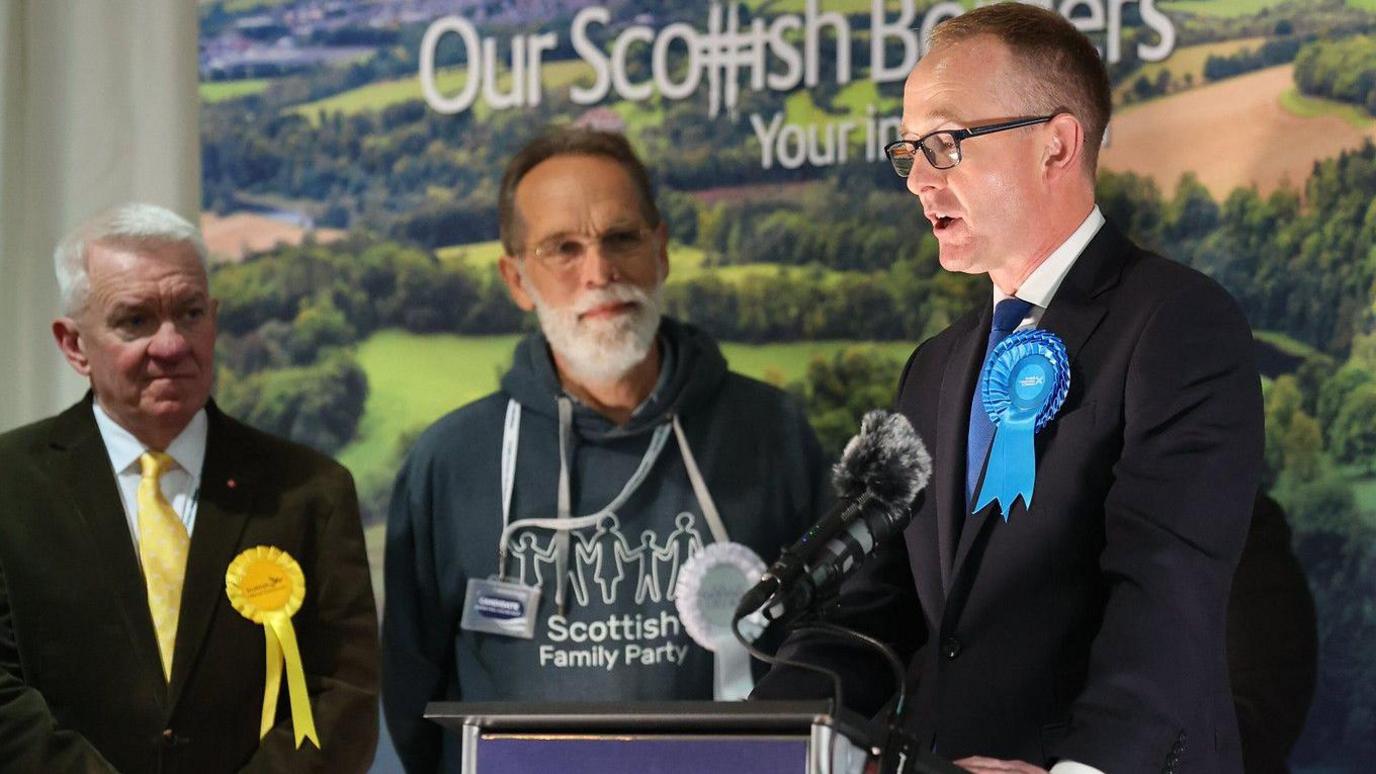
[0,204,380,772]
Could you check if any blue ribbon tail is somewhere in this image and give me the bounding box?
[973,412,1037,520]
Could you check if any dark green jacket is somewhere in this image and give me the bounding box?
[0,396,379,773]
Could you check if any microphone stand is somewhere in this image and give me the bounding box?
[733,599,961,774]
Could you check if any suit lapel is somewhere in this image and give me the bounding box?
[46,397,168,692]
[1035,221,1124,377]
[168,404,255,706]
[946,221,1125,599]
[934,307,989,595]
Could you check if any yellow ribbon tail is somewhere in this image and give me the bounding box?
[267,613,320,749]
[260,625,283,739]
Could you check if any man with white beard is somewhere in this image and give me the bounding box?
[382,128,832,773]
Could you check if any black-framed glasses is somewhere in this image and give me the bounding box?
[883,115,1057,176]
[523,226,656,272]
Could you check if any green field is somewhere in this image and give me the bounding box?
[365,521,386,597]
[1279,87,1376,130]
[435,240,860,287]
[783,79,900,128]
[748,0,977,12]
[719,339,912,386]
[337,332,522,494]
[435,241,711,274]
[751,0,884,12]
[1254,329,1324,360]
[337,329,912,504]
[218,0,290,12]
[834,79,902,116]
[1163,0,1376,19]
[1354,475,1376,518]
[608,98,665,138]
[436,240,504,270]
[201,78,272,104]
[1160,0,1295,18]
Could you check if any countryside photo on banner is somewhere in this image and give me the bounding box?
[199,1,1376,769]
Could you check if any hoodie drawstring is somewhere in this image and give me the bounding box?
[553,396,573,614]
[671,415,728,544]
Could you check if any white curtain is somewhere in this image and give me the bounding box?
[0,0,201,431]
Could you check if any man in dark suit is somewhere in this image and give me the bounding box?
[754,6,1263,773]
[0,203,380,772]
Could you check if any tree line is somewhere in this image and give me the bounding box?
[1294,33,1376,113]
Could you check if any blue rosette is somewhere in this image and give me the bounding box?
[972,329,1070,519]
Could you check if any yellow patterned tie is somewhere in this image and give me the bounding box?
[138,451,190,681]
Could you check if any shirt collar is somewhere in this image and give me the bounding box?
[92,401,209,478]
[993,205,1105,309]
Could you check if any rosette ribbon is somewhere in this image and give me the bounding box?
[225,546,320,749]
[972,329,1070,519]
[674,542,767,700]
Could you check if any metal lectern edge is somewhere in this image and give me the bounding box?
[427,700,875,774]
[424,700,868,736]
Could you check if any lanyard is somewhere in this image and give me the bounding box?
[496,399,728,578]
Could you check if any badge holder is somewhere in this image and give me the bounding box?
[460,576,541,640]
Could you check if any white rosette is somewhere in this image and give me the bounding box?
[674,541,768,701]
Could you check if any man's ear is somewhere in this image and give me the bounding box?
[52,317,91,376]
[1042,112,1085,182]
[498,255,537,312]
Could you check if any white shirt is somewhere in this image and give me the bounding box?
[92,401,207,558]
[993,205,1106,329]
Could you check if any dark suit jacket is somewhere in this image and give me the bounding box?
[756,220,1264,773]
[0,396,379,773]
[1228,494,1316,774]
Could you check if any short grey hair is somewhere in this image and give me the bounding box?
[53,203,208,315]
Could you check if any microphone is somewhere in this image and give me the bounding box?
[735,410,931,622]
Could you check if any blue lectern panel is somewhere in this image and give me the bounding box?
[477,736,809,774]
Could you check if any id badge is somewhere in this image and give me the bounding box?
[460,576,541,639]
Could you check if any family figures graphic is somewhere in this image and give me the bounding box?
[507,512,705,607]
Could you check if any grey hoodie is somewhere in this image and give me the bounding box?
[383,318,831,773]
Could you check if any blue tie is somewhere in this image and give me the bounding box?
[966,297,1034,512]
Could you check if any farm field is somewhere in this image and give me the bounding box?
[1160,0,1293,17]
[200,211,345,262]
[1101,65,1376,198]
[436,240,712,272]
[747,0,881,12]
[435,240,859,285]
[1279,87,1376,131]
[1113,37,1267,102]
[784,79,901,126]
[200,78,272,103]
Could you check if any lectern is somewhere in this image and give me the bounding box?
[425,700,873,774]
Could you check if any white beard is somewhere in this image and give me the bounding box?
[524,275,664,384]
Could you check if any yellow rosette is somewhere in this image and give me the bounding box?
[225,546,319,749]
